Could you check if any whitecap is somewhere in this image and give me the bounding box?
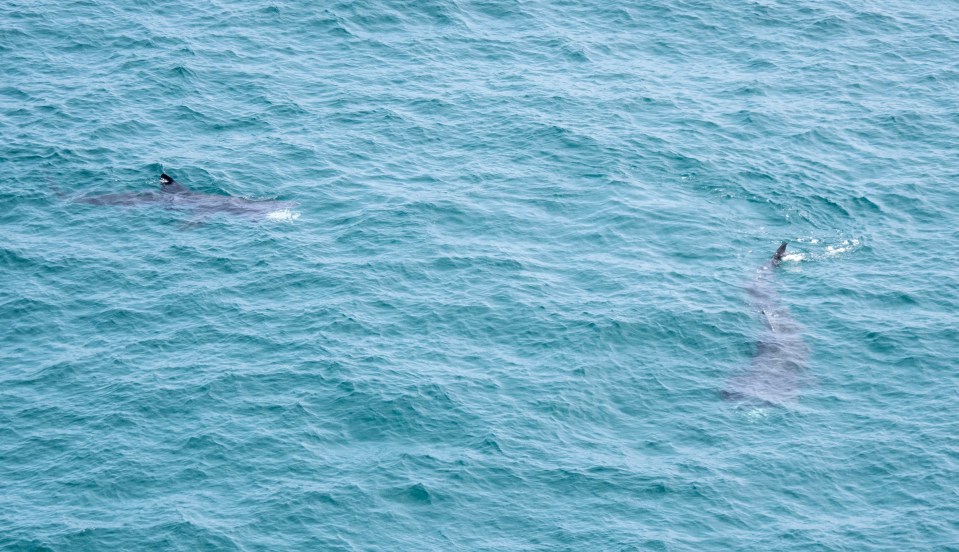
[825,238,860,256]
[266,209,301,222]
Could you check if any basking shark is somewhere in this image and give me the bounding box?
[74,173,298,220]
[722,243,809,406]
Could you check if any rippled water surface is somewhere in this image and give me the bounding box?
[3,0,958,549]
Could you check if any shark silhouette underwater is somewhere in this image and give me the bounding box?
[722,243,810,407]
[72,173,299,221]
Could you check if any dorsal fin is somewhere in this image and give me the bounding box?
[771,242,788,266]
[159,173,189,193]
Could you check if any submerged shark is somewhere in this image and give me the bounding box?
[74,173,298,220]
[722,243,809,406]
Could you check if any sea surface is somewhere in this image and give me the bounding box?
[2,0,958,549]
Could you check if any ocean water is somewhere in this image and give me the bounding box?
[2,0,958,549]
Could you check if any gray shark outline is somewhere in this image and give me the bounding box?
[74,173,298,219]
[722,243,809,407]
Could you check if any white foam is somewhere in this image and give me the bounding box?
[266,209,301,222]
[782,252,805,262]
[825,238,859,256]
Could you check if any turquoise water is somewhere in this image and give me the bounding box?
[3,0,958,549]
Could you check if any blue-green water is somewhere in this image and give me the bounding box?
[3,0,958,549]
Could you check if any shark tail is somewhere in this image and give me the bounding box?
[45,173,69,199]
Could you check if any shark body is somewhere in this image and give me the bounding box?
[75,173,297,219]
[723,243,809,406]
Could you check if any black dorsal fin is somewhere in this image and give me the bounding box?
[771,242,788,266]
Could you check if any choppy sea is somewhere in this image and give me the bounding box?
[2,0,958,549]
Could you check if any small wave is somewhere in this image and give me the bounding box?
[266,209,301,222]
[825,239,860,256]
[785,236,862,262]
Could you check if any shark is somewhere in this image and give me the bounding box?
[73,173,298,220]
[722,243,809,407]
